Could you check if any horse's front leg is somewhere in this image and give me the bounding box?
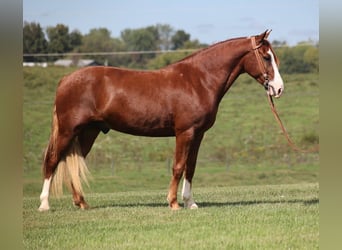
[181,133,204,209]
[167,129,203,210]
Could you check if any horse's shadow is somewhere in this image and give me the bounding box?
[91,198,319,210]
[198,198,318,207]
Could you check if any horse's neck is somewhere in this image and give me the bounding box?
[191,38,250,97]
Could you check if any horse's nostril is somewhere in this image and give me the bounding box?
[278,88,282,95]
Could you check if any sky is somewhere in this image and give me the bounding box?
[23,0,319,46]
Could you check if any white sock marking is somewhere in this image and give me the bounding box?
[182,178,198,209]
[38,177,52,211]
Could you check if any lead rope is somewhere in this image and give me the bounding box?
[267,94,319,153]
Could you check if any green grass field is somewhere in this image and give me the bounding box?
[24,183,318,249]
[23,67,319,249]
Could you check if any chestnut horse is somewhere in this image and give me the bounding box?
[38,30,284,211]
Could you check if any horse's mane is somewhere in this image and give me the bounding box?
[173,36,247,64]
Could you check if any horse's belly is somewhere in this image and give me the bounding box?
[105,112,175,137]
[110,124,175,137]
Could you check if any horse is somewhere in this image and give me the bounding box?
[38,30,284,211]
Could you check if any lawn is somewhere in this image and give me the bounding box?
[23,183,318,249]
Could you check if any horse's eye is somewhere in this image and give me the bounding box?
[263,55,271,61]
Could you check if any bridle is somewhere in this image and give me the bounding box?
[250,36,271,92]
[250,36,319,153]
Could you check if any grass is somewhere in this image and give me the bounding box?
[23,161,318,197]
[23,183,319,249]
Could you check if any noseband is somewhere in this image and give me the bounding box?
[251,36,270,91]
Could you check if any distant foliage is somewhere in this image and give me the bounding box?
[23,22,48,62]
[23,21,318,73]
[273,41,318,74]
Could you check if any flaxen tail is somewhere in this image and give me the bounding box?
[42,104,59,178]
[44,105,91,197]
[52,138,91,197]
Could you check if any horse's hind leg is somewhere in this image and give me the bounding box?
[78,123,103,156]
[39,130,74,211]
[71,125,101,209]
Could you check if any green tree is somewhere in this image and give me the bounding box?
[78,28,125,66]
[171,30,191,50]
[69,30,82,49]
[274,42,319,74]
[181,39,207,49]
[121,26,159,51]
[121,26,160,68]
[147,39,206,69]
[23,21,48,62]
[156,23,174,50]
[303,46,319,73]
[147,51,191,69]
[46,24,73,61]
[271,40,287,47]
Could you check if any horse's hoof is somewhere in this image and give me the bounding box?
[189,203,198,209]
[74,201,90,210]
[184,199,199,209]
[80,203,90,210]
[38,202,50,212]
[169,203,181,211]
[38,206,50,212]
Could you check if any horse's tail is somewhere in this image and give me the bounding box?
[42,104,59,178]
[45,104,91,197]
[51,138,91,197]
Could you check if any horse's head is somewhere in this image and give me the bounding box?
[243,30,284,98]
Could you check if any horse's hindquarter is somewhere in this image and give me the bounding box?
[95,67,216,136]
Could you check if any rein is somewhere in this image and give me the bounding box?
[251,36,318,153]
[266,94,319,153]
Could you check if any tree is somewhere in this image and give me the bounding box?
[180,39,207,49]
[171,30,191,50]
[147,39,207,69]
[121,26,160,68]
[69,30,82,49]
[121,26,159,52]
[147,51,191,69]
[303,46,319,73]
[274,43,319,74]
[45,24,74,61]
[271,40,287,47]
[156,24,174,51]
[23,21,48,62]
[78,28,125,66]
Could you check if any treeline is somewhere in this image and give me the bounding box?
[23,21,318,73]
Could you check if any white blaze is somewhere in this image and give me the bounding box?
[267,49,284,98]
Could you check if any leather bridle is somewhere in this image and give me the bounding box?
[250,36,270,92]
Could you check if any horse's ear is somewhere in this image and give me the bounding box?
[255,29,272,46]
[263,29,272,40]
